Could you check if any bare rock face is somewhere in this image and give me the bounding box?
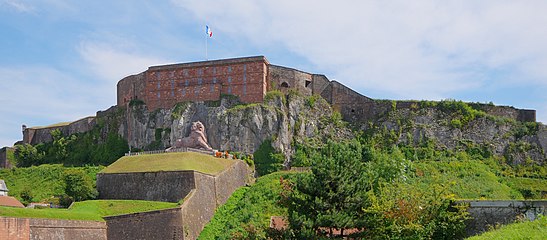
[367,107,546,165]
[118,93,352,166]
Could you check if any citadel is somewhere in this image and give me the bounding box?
[1,56,545,239]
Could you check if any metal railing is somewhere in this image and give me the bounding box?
[124,147,234,159]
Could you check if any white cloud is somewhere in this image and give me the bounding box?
[0,66,101,146]
[172,1,547,98]
[78,40,169,81]
[1,0,34,13]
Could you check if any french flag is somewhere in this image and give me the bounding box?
[206,25,212,37]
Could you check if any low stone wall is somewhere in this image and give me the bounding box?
[463,200,547,237]
[97,159,249,239]
[105,208,183,240]
[181,160,249,239]
[97,171,196,202]
[0,217,107,240]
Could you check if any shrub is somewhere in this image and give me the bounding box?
[253,139,284,176]
[63,169,98,203]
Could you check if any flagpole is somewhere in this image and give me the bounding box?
[206,33,208,60]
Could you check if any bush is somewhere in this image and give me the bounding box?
[253,139,284,176]
[63,169,98,203]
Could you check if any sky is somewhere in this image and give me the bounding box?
[1,0,547,147]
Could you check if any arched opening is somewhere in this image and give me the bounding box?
[280,82,289,88]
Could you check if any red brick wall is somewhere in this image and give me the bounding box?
[0,217,29,240]
[130,56,269,111]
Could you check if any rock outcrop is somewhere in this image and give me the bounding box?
[111,93,353,167]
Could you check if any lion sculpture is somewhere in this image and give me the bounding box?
[167,121,213,151]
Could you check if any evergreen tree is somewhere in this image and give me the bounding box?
[288,140,371,238]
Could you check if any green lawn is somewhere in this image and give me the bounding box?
[504,177,547,199]
[101,152,235,175]
[466,216,547,240]
[0,200,178,221]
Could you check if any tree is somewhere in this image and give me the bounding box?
[14,143,44,167]
[63,169,97,204]
[288,140,371,238]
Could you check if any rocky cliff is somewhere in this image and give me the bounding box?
[78,94,547,167]
[103,92,352,167]
[362,102,546,165]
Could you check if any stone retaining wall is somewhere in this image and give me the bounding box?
[463,200,547,236]
[0,217,107,240]
[105,208,183,240]
[97,171,196,202]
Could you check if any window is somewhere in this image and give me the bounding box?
[227,86,232,94]
[183,69,188,76]
[198,78,203,84]
[157,81,161,89]
[213,78,217,84]
[210,84,215,92]
[243,85,247,95]
[213,67,217,75]
[305,80,312,88]
[228,77,232,83]
[181,88,186,96]
[198,69,203,76]
[185,80,189,86]
[157,92,161,99]
[227,66,232,73]
[156,71,161,79]
[170,71,174,78]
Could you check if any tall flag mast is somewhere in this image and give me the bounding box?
[205,25,213,60]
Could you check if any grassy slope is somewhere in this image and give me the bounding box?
[199,172,297,239]
[101,152,235,175]
[412,160,524,199]
[0,164,103,203]
[466,216,547,240]
[0,200,178,221]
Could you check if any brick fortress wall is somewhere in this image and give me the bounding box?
[0,217,107,240]
[118,56,269,111]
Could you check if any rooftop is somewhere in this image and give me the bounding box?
[0,196,24,208]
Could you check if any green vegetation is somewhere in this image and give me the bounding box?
[0,164,103,204]
[418,99,486,128]
[171,101,191,119]
[128,99,145,107]
[285,141,468,239]
[466,215,547,240]
[203,141,470,239]
[14,128,128,167]
[0,200,178,221]
[199,172,297,239]
[253,139,284,176]
[101,152,234,175]
[63,169,98,204]
[504,177,547,199]
[412,160,523,199]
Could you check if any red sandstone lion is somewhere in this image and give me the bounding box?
[167,121,212,151]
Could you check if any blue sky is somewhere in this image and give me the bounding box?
[1,0,547,147]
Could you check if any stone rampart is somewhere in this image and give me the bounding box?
[0,147,14,169]
[23,116,96,145]
[269,65,313,96]
[105,208,183,240]
[462,200,546,237]
[96,171,196,202]
[0,217,107,240]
